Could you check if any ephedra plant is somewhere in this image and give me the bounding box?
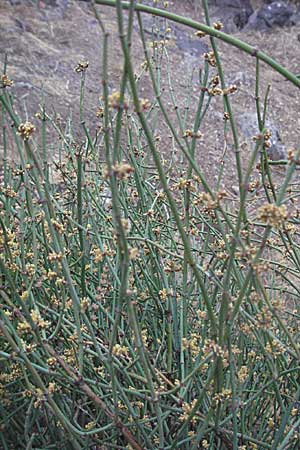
[1,0,300,449]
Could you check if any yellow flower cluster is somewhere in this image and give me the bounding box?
[179,399,198,424]
[194,30,206,38]
[182,333,200,357]
[74,60,89,73]
[204,51,216,67]
[194,192,218,211]
[104,162,134,180]
[113,163,134,179]
[92,247,103,263]
[107,91,129,110]
[1,73,13,87]
[257,203,287,228]
[30,309,50,329]
[213,388,232,405]
[112,344,129,357]
[139,98,151,111]
[17,121,35,141]
[237,365,249,383]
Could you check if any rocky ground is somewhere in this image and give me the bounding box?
[1,0,300,193]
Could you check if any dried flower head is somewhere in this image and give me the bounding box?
[223,84,238,95]
[257,203,287,228]
[96,107,104,118]
[112,344,129,357]
[204,51,216,67]
[194,30,206,38]
[141,60,149,70]
[139,98,151,111]
[17,122,35,141]
[74,61,89,73]
[1,74,13,88]
[197,192,218,210]
[183,129,203,139]
[112,163,134,180]
[179,399,198,423]
[213,21,223,30]
[85,421,96,430]
[208,87,223,96]
[107,91,129,110]
[129,247,139,260]
[211,74,220,87]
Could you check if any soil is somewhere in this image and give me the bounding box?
[1,0,300,197]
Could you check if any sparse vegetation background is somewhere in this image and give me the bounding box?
[1,1,300,449]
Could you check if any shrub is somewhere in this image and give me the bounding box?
[1,1,300,449]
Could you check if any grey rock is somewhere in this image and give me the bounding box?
[140,15,209,57]
[226,71,253,88]
[209,0,251,7]
[268,141,286,161]
[291,7,300,26]
[237,112,286,161]
[175,28,209,56]
[209,0,253,33]
[245,2,294,31]
[9,0,29,4]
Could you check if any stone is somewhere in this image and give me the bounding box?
[291,7,300,26]
[141,15,209,57]
[175,28,209,56]
[209,0,253,33]
[226,71,253,88]
[209,0,251,6]
[245,2,294,31]
[237,112,286,161]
